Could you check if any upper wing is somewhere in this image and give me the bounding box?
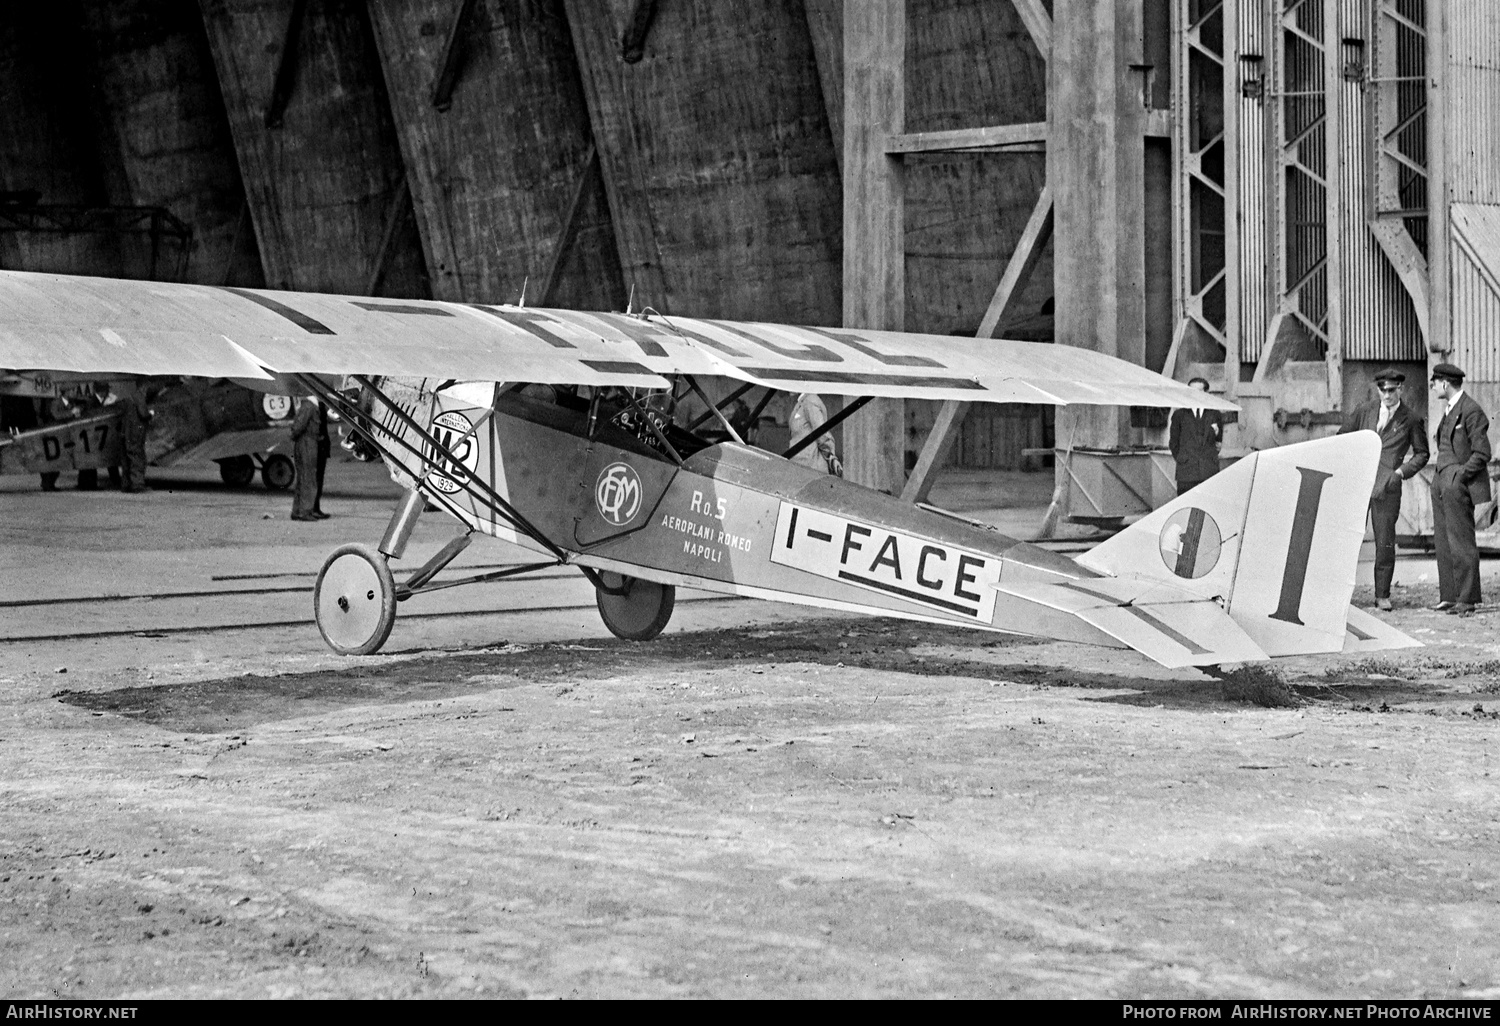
[0,270,1238,410]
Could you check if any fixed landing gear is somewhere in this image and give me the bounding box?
[594,571,675,641]
[261,453,295,491]
[217,455,255,487]
[314,543,397,655]
[215,453,296,490]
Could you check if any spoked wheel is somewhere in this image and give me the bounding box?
[314,543,397,655]
[262,453,295,491]
[217,455,255,488]
[594,571,675,641]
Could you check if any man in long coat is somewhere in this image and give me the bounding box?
[117,384,151,493]
[1168,377,1222,495]
[1429,362,1491,614]
[1339,368,1429,610]
[289,396,323,521]
[313,399,331,519]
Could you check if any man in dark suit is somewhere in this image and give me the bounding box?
[1168,377,1222,495]
[1340,368,1429,610]
[290,396,327,522]
[1429,363,1491,614]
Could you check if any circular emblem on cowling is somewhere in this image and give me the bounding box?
[1158,507,1223,579]
[262,394,292,420]
[424,410,480,494]
[595,462,643,526]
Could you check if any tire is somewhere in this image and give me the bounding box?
[594,572,675,641]
[314,543,397,655]
[217,455,255,488]
[262,453,295,491]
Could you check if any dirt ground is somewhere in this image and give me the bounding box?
[2,462,1499,999]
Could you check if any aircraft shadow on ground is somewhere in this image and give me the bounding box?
[57,619,1480,733]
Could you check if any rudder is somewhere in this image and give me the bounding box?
[1078,432,1395,658]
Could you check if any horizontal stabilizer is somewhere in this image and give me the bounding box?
[1342,606,1422,654]
[997,578,1267,668]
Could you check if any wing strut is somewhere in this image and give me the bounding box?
[684,380,756,432]
[681,375,744,444]
[782,395,873,461]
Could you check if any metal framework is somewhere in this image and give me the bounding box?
[0,201,194,282]
[1371,0,1429,251]
[1272,0,1332,355]
[1176,0,1232,355]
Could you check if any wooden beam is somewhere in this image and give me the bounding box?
[843,0,905,495]
[365,176,410,297]
[537,144,598,306]
[263,0,309,128]
[976,185,1053,338]
[904,183,1054,503]
[430,0,480,112]
[1010,0,1053,63]
[560,0,670,311]
[801,0,844,174]
[898,399,970,505]
[885,122,1048,154]
[619,0,660,64]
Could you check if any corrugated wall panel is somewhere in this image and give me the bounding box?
[1449,239,1500,380]
[1445,3,1500,205]
[1237,0,1269,361]
[1337,21,1424,363]
[1449,204,1500,381]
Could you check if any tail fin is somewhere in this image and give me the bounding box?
[1078,431,1415,659]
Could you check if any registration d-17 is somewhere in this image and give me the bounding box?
[771,502,1000,621]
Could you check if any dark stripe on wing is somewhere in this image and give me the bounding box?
[216,287,335,335]
[351,302,453,316]
[740,368,984,390]
[582,360,657,376]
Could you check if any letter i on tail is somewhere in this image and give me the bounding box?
[1079,431,1420,660]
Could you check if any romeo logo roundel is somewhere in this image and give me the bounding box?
[1158,507,1223,579]
[595,462,643,526]
[424,410,481,494]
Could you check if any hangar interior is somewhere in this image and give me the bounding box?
[1,0,1497,529]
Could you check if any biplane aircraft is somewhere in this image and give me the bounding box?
[0,269,1417,667]
[0,374,297,490]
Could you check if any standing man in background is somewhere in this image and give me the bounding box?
[789,393,842,476]
[1168,377,1222,495]
[312,397,331,520]
[1429,363,1491,615]
[1340,368,1428,611]
[117,383,151,493]
[289,395,323,522]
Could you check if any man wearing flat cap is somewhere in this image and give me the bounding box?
[1340,368,1428,610]
[1429,362,1491,614]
